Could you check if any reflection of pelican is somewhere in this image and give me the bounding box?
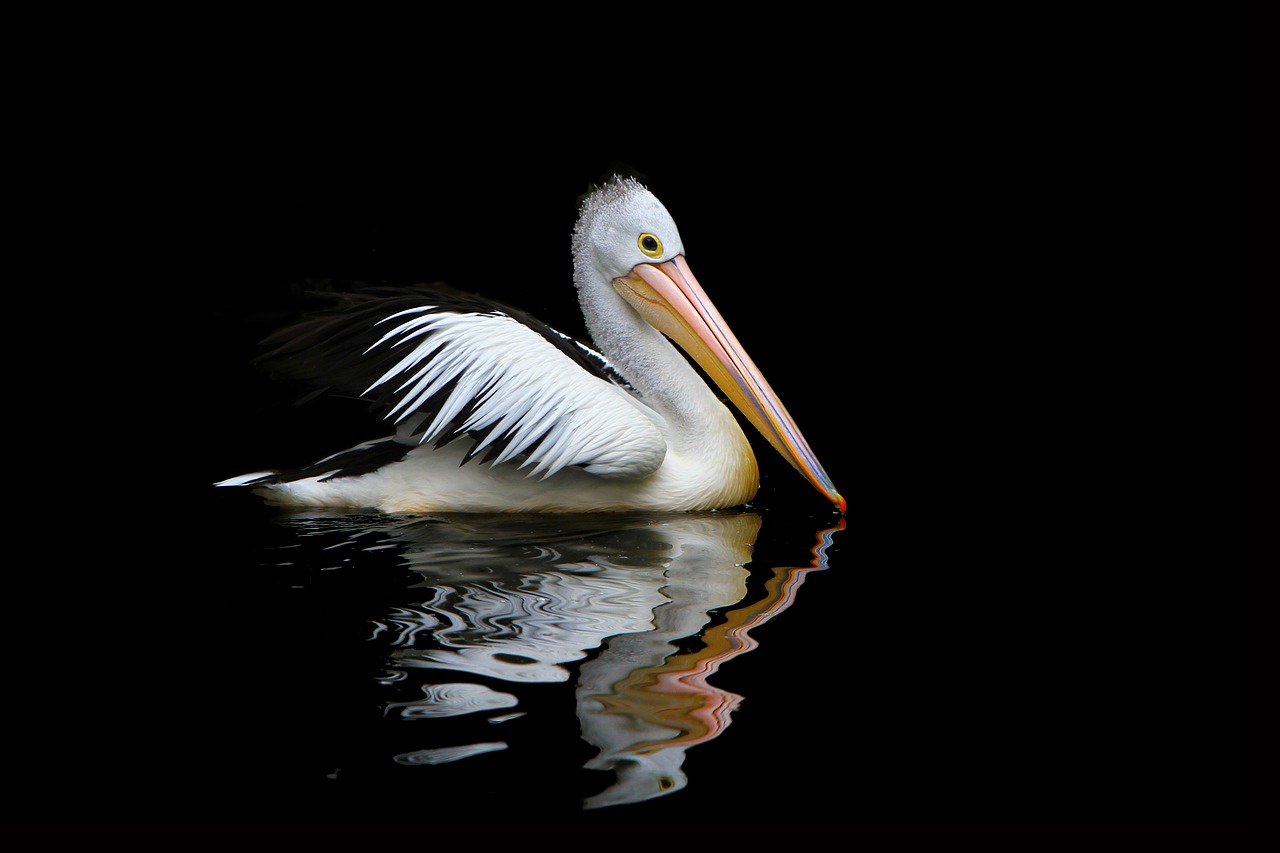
[279,510,842,808]
[576,515,842,808]
[217,177,843,513]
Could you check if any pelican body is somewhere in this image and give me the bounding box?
[218,177,844,514]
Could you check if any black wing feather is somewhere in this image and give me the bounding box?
[254,283,638,472]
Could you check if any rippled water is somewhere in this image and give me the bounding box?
[249,509,842,814]
[16,488,1241,825]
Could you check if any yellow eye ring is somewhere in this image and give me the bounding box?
[638,233,663,258]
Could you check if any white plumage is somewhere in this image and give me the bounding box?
[364,307,666,480]
[217,177,844,514]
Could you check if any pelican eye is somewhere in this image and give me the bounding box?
[638,233,663,258]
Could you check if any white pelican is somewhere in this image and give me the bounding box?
[217,176,844,514]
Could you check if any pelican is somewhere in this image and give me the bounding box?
[217,176,844,514]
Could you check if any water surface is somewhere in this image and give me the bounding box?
[253,509,842,813]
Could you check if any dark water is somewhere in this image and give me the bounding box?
[8,480,1247,825]
[200,506,851,820]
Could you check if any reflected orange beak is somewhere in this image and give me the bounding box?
[615,256,845,513]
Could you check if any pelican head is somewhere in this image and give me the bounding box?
[572,177,845,513]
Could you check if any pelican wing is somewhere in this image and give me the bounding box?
[256,287,666,481]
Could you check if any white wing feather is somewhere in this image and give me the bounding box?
[364,309,666,480]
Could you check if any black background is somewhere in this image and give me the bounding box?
[5,16,1256,829]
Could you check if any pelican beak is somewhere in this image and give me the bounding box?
[615,256,845,513]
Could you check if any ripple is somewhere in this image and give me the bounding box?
[393,742,507,766]
[388,567,670,683]
[385,682,518,719]
[262,510,843,810]
[488,712,526,724]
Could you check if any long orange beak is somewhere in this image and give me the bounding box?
[615,256,845,513]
